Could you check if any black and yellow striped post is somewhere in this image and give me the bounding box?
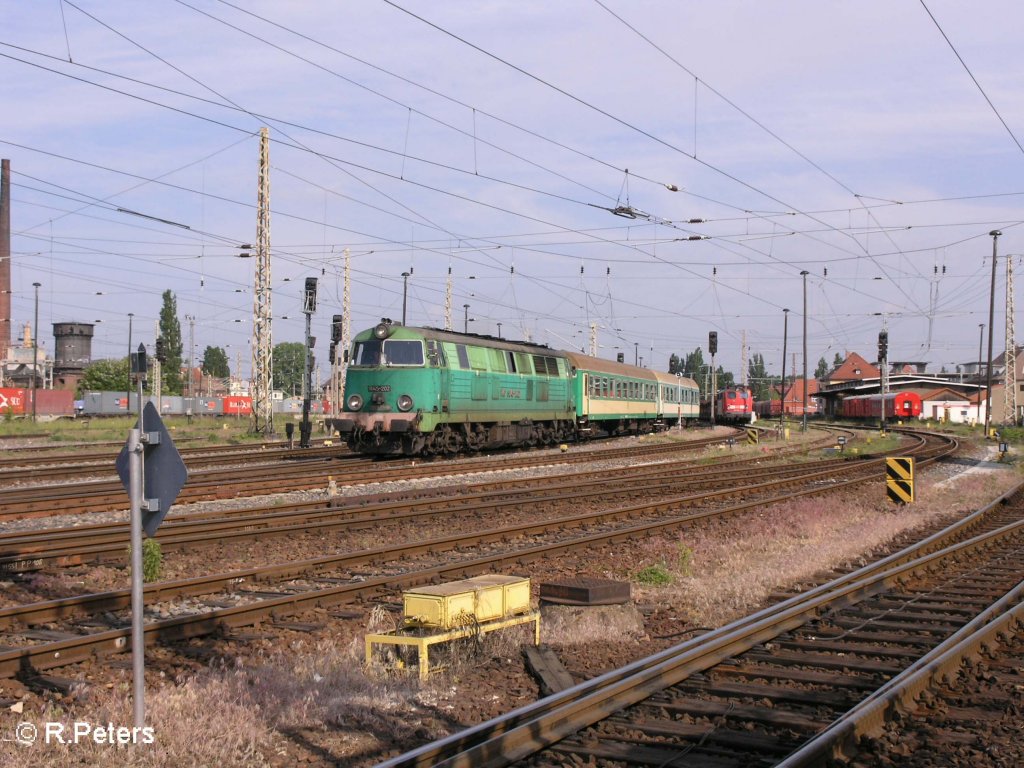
[885,456,914,504]
[746,428,759,445]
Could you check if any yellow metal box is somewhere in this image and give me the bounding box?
[403,575,531,629]
[463,575,531,617]
[403,582,479,629]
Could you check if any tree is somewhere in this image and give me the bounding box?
[273,342,306,396]
[715,366,735,389]
[833,352,844,368]
[682,348,706,392]
[747,353,771,401]
[668,353,682,375]
[201,346,230,378]
[815,356,829,379]
[78,358,129,396]
[159,290,183,395]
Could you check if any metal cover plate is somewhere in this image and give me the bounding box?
[539,577,631,606]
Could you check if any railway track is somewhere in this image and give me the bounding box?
[0,430,953,684]
[0,430,752,522]
[0,439,348,481]
[380,454,1020,768]
[0,427,866,570]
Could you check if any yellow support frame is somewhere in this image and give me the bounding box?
[365,611,541,680]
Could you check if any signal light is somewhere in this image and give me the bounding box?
[303,277,318,313]
[709,331,718,356]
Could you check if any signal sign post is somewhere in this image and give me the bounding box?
[115,349,188,730]
[746,428,759,445]
[885,456,914,504]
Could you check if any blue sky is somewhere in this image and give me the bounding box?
[2,0,1022,379]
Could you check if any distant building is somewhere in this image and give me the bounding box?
[0,322,51,389]
[822,352,879,386]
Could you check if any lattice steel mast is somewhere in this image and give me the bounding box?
[251,127,274,435]
[340,247,351,400]
[1005,254,1018,425]
[444,265,453,330]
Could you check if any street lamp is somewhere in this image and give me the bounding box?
[634,342,639,366]
[977,323,984,425]
[463,304,470,334]
[497,322,502,339]
[401,271,410,325]
[801,270,809,432]
[780,308,789,435]
[984,230,1001,436]
[31,282,40,423]
[126,312,134,412]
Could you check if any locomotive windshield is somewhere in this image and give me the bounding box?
[351,339,424,367]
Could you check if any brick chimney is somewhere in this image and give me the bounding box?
[0,159,10,361]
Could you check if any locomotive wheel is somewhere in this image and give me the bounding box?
[441,426,461,454]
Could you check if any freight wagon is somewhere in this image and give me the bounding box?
[838,392,922,420]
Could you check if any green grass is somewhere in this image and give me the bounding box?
[0,416,276,446]
[635,563,673,586]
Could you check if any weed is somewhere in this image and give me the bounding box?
[126,539,163,582]
[677,542,694,576]
[635,562,672,586]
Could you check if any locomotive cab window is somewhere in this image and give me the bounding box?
[351,339,424,367]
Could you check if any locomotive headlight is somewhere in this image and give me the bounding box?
[397,394,414,412]
[346,394,364,411]
[373,322,391,339]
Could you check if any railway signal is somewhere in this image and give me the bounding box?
[301,278,319,448]
[115,370,188,732]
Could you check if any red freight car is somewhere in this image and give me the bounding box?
[839,392,922,420]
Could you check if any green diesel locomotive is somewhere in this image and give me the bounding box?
[333,320,700,456]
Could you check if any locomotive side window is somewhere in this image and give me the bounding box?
[492,349,509,372]
[425,340,444,367]
[532,355,558,376]
[515,352,532,374]
[454,344,470,369]
[467,346,488,371]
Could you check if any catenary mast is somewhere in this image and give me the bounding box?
[251,128,274,435]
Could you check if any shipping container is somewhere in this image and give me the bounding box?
[0,387,27,415]
[31,389,75,416]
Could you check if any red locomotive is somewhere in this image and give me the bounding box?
[701,386,754,423]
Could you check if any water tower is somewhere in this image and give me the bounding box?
[52,322,94,391]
